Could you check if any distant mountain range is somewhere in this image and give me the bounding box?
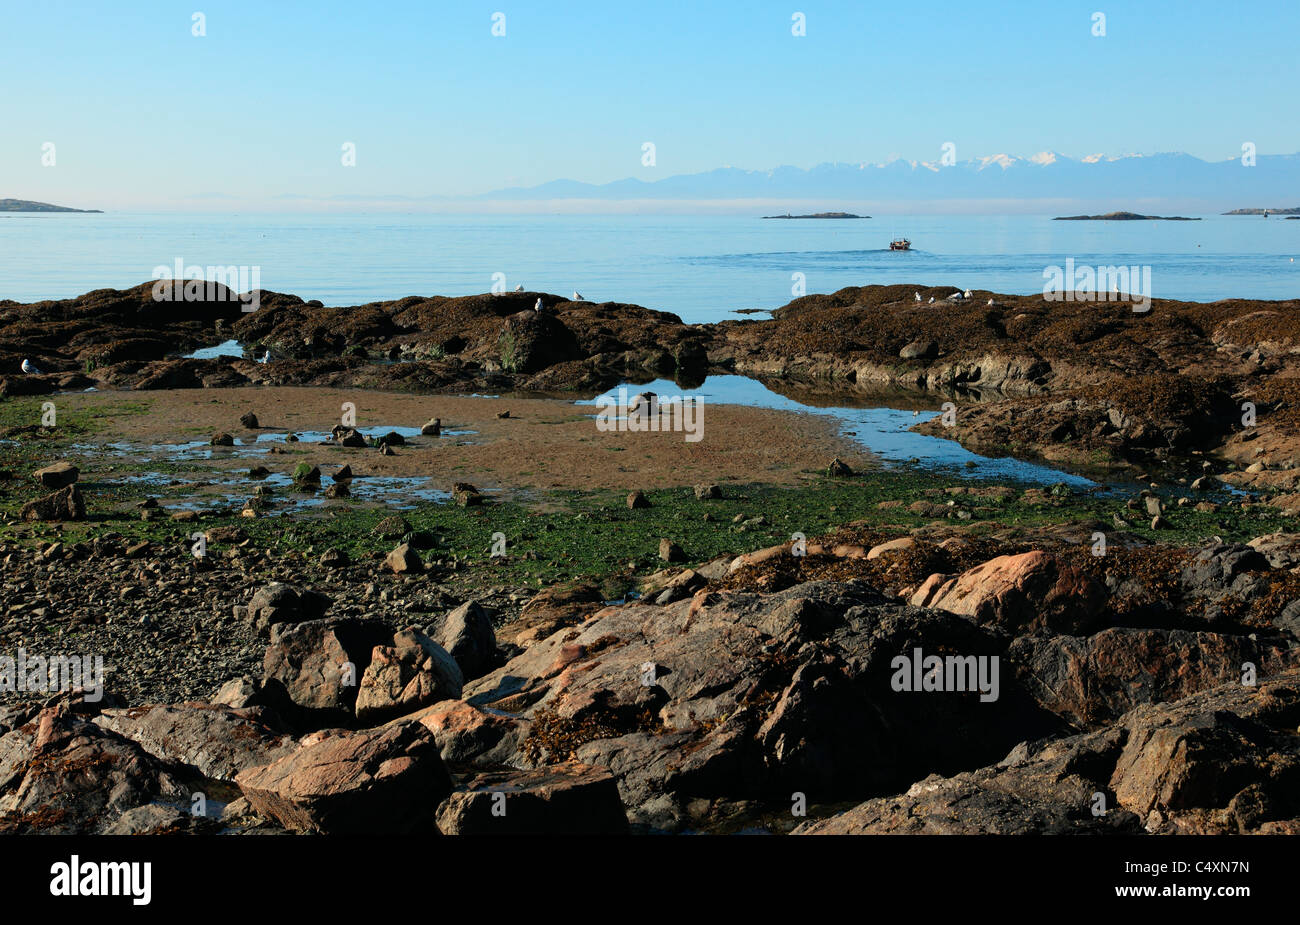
[477,152,1300,209]
[0,199,101,213]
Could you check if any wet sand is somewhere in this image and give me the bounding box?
[59,387,871,493]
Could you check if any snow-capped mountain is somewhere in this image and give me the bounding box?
[479,152,1300,209]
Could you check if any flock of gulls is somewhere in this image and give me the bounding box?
[915,288,994,306]
[510,284,585,314]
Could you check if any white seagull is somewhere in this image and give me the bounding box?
[963,289,972,299]
[914,292,921,302]
[514,284,524,292]
[987,298,995,306]
[20,359,41,374]
[533,298,543,313]
[572,290,583,301]
[928,296,935,304]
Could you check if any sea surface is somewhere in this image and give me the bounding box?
[2,212,1297,324]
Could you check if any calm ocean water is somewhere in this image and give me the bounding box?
[1,213,1297,325]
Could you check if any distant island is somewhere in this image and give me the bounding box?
[0,198,102,213]
[1223,207,1300,215]
[1053,211,1199,221]
[761,211,867,219]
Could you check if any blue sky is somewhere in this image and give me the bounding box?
[3,0,1297,209]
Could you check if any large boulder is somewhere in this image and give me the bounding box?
[1108,671,1300,832]
[1247,533,1300,570]
[795,729,1142,835]
[260,617,393,728]
[1180,543,1271,597]
[399,699,527,766]
[234,723,452,834]
[800,668,1300,835]
[0,707,188,834]
[354,629,463,725]
[93,702,297,782]
[497,310,580,374]
[496,582,605,648]
[435,762,628,834]
[914,551,1107,634]
[428,601,498,680]
[19,484,85,522]
[246,582,331,636]
[33,461,78,489]
[1009,628,1296,727]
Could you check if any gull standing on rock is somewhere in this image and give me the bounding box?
[914,292,921,302]
[20,359,41,374]
[963,289,972,299]
[572,290,583,301]
[928,296,935,304]
[514,284,524,292]
[533,298,543,313]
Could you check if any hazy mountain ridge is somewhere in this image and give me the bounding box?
[479,152,1300,206]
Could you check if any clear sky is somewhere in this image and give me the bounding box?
[3,0,1297,209]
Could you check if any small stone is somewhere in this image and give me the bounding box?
[826,457,853,477]
[385,543,424,574]
[320,548,349,569]
[659,539,685,563]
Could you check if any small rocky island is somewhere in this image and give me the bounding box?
[1223,207,1300,215]
[0,198,102,213]
[762,211,867,219]
[1053,211,1199,221]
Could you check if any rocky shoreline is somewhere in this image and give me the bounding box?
[4,280,1297,488]
[1,281,1299,834]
